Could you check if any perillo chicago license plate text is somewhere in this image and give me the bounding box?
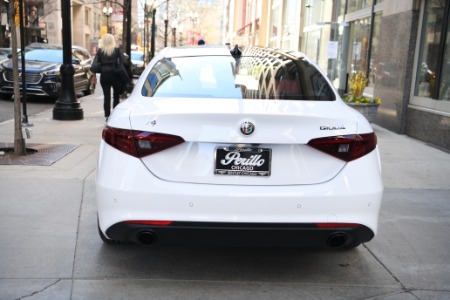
[215,147,271,176]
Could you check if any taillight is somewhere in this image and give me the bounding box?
[102,126,185,158]
[307,133,377,162]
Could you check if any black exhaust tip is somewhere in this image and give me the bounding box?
[137,231,158,246]
[327,232,348,248]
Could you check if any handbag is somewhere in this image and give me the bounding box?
[114,48,130,84]
[90,50,101,73]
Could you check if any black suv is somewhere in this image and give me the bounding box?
[0,44,96,100]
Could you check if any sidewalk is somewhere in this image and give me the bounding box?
[1,89,448,188]
[0,91,104,174]
[0,91,449,299]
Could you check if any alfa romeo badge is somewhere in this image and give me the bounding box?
[240,121,255,135]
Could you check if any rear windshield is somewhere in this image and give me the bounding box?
[142,52,335,101]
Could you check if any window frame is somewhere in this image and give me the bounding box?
[410,0,450,116]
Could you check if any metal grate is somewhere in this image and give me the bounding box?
[0,143,79,166]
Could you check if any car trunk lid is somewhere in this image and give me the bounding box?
[129,97,359,186]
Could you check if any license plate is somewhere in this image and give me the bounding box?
[215,147,271,176]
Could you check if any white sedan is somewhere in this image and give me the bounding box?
[96,45,383,249]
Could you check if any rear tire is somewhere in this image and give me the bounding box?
[0,93,12,100]
[84,77,96,95]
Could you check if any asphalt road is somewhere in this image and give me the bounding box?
[0,76,139,124]
[0,97,55,124]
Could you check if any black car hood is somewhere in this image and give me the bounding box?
[2,60,60,72]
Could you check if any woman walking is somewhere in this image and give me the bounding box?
[97,34,130,120]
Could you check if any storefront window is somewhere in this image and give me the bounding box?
[270,0,281,38]
[368,12,381,90]
[336,0,347,16]
[347,0,373,13]
[283,0,297,37]
[304,30,321,62]
[415,0,449,100]
[348,17,371,75]
[440,19,450,100]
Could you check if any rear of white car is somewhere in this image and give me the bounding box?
[96,46,383,249]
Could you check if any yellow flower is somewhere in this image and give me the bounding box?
[349,72,368,99]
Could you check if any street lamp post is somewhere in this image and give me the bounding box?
[147,1,172,58]
[145,0,158,61]
[151,7,156,59]
[53,0,83,120]
[125,0,131,58]
[189,12,198,45]
[103,3,113,34]
[171,19,178,47]
[164,19,168,47]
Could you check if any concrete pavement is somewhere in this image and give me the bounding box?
[0,88,449,300]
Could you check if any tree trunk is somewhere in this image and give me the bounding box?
[10,1,26,156]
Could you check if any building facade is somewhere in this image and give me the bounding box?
[0,0,139,55]
[226,0,450,151]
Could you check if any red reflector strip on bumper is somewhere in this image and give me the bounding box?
[315,223,361,228]
[124,220,173,226]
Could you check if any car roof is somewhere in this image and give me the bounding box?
[26,43,62,50]
[25,43,88,52]
[157,45,309,63]
[159,45,233,58]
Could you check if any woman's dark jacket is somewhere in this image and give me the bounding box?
[98,48,132,79]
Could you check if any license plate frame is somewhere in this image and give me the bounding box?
[215,146,271,176]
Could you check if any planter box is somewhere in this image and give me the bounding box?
[346,103,380,123]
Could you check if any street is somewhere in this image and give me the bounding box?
[0,91,95,124]
[0,91,449,299]
[0,97,55,124]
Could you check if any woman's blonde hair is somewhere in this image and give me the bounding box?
[101,34,116,56]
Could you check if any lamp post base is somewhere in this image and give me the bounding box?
[52,64,84,121]
[53,105,84,120]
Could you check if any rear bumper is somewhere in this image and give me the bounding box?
[96,142,384,248]
[106,221,374,248]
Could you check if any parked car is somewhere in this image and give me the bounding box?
[130,51,144,77]
[0,44,96,100]
[24,43,63,51]
[0,48,11,63]
[96,46,384,249]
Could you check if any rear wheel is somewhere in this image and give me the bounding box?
[0,93,12,100]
